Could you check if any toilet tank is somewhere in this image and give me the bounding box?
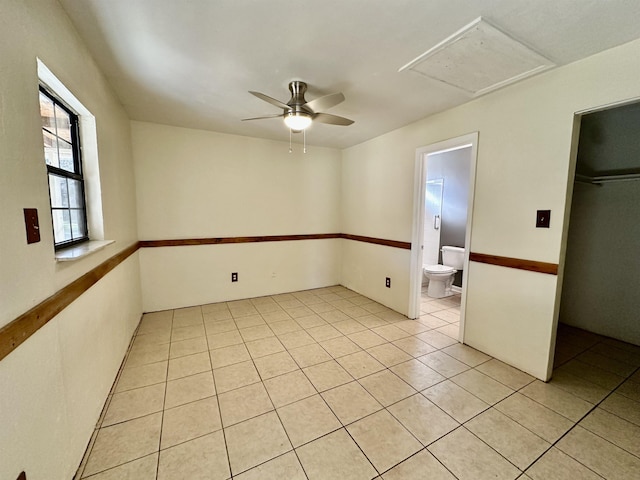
[441,246,465,269]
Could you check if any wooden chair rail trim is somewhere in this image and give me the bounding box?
[0,242,140,362]
[340,233,412,250]
[469,252,558,275]
[139,233,341,247]
[1,233,410,362]
[139,233,411,249]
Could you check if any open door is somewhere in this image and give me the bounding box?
[408,133,479,346]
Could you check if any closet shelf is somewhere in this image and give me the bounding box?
[575,173,640,185]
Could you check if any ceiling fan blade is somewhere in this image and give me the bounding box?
[313,112,354,126]
[249,91,290,110]
[241,114,283,121]
[303,92,345,113]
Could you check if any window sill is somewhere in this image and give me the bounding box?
[55,240,115,262]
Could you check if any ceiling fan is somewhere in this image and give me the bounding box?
[242,81,354,131]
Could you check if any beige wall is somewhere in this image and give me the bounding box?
[0,257,142,480]
[0,1,142,479]
[131,121,343,310]
[342,38,640,379]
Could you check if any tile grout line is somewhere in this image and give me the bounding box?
[561,364,640,459]
[258,366,313,479]
[154,308,175,480]
[519,347,640,476]
[202,306,234,480]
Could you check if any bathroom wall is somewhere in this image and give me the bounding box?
[426,147,471,281]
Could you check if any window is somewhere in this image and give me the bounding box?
[39,87,89,249]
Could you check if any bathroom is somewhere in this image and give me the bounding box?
[422,145,472,300]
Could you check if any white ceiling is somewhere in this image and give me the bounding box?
[58,0,640,149]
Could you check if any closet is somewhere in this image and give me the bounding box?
[558,101,640,347]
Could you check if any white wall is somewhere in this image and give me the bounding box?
[0,1,142,478]
[342,38,640,379]
[341,240,410,314]
[560,181,640,344]
[140,241,341,311]
[132,121,342,310]
[0,256,142,480]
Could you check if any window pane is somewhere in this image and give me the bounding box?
[52,209,72,244]
[40,88,88,248]
[70,209,87,239]
[68,179,83,208]
[58,139,75,173]
[39,92,56,133]
[49,174,69,208]
[54,104,72,142]
[43,130,59,168]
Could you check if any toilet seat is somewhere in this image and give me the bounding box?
[423,264,457,298]
[423,264,455,275]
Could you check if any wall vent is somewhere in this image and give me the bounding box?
[399,17,555,97]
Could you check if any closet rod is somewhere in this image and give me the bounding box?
[575,173,640,185]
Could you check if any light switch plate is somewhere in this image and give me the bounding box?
[536,210,551,228]
[24,208,40,244]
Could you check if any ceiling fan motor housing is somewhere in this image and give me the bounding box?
[288,81,312,114]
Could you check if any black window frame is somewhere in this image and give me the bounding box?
[39,86,89,250]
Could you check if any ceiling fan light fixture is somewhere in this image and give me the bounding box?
[284,112,312,131]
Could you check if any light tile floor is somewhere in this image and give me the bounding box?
[75,285,640,479]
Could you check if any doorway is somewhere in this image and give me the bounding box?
[408,133,479,344]
[554,100,640,370]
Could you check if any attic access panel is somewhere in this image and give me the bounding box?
[400,17,555,97]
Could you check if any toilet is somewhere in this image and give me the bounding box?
[423,246,465,298]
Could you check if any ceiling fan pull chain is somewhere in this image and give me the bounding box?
[303,129,307,154]
[289,128,292,154]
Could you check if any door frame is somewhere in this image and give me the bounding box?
[550,96,640,379]
[408,132,479,343]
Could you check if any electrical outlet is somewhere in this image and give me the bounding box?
[231,272,238,282]
[385,277,391,288]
